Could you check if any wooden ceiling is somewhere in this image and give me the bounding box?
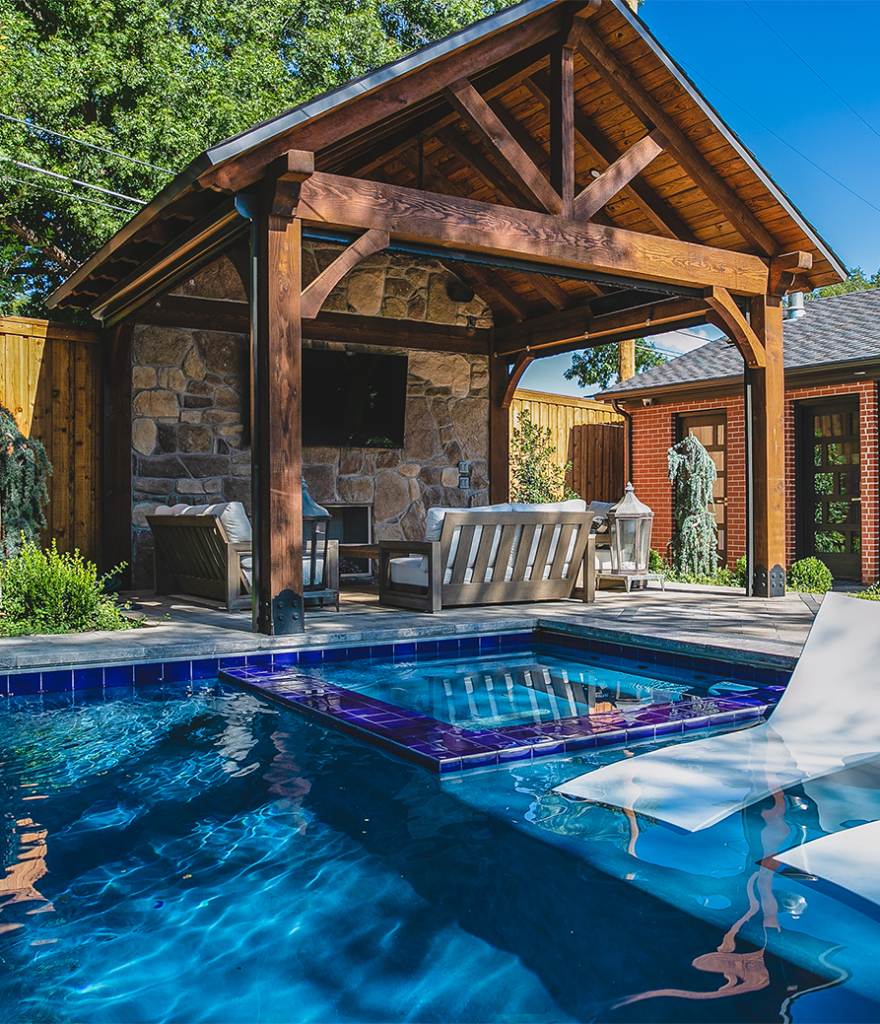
[49,0,845,336]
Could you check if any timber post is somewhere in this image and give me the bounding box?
[749,295,787,597]
[252,186,305,635]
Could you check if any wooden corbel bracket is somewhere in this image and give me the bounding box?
[768,251,813,298]
[301,228,391,319]
[704,286,766,369]
[499,351,534,409]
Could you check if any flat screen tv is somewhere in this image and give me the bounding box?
[302,349,408,449]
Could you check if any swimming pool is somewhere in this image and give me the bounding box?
[221,630,788,772]
[3,680,874,1023]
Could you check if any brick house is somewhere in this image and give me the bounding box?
[596,290,880,584]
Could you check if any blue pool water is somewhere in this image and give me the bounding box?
[308,651,697,730]
[2,681,880,1022]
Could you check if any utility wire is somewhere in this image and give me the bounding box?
[2,174,138,214]
[0,112,175,174]
[2,158,147,204]
[670,50,880,220]
[741,0,880,144]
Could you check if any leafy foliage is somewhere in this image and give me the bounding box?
[666,435,718,577]
[564,339,667,391]
[0,0,515,315]
[509,407,578,504]
[853,581,880,601]
[807,267,880,301]
[786,557,833,594]
[0,402,51,557]
[0,540,141,635]
[650,549,746,588]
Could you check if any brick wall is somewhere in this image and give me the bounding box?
[629,381,878,583]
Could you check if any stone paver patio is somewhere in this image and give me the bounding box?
[0,580,823,673]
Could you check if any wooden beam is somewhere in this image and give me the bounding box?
[495,296,708,356]
[526,71,697,242]
[301,228,389,318]
[576,25,780,256]
[704,285,765,368]
[501,352,534,408]
[573,129,666,222]
[197,7,562,194]
[489,352,510,503]
[435,125,537,211]
[443,77,564,215]
[253,204,304,635]
[104,322,133,585]
[307,311,490,353]
[292,172,770,295]
[549,37,576,217]
[749,295,786,597]
[768,250,813,297]
[130,295,251,332]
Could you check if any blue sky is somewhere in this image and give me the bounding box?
[519,0,880,396]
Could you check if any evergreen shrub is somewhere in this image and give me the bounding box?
[0,540,142,636]
[510,407,578,503]
[787,557,833,594]
[0,403,51,557]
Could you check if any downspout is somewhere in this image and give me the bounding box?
[611,398,633,487]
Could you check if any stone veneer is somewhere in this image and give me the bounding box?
[129,247,493,587]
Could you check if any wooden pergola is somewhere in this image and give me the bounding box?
[48,0,845,634]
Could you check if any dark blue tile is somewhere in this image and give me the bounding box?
[458,637,480,654]
[74,666,104,689]
[298,649,323,664]
[368,644,394,660]
[479,635,500,652]
[220,655,247,670]
[393,642,416,659]
[683,715,711,731]
[345,646,373,661]
[247,654,273,668]
[10,672,41,696]
[653,720,684,737]
[0,675,8,697]
[459,750,498,768]
[529,740,565,758]
[625,724,655,741]
[322,647,348,662]
[564,735,598,752]
[272,650,299,667]
[415,641,438,658]
[104,663,134,687]
[437,757,463,773]
[498,745,532,763]
[41,668,73,693]
[437,639,458,655]
[605,643,622,658]
[191,658,219,680]
[163,660,192,683]
[499,633,521,647]
[134,661,162,684]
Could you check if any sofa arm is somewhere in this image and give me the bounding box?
[378,540,442,613]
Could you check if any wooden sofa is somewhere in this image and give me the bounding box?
[147,502,339,611]
[378,506,595,613]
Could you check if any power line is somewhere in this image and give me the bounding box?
[2,158,147,204]
[1,174,137,214]
[741,0,880,144]
[0,112,175,174]
[670,50,880,220]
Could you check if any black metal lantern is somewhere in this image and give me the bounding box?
[302,478,337,608]
[599,483,663,592]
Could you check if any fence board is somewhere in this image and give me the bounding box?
[511,389,624,502]
[0,317,101,562]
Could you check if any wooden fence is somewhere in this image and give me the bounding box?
[0,317,102,562]
[511,389,625,503]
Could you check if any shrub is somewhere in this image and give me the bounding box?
[666,435,718,577]
[853,581,880,601]
[0,403,52,558]
[510,407,578,503]
[0,540,142,636]
[648,549,665,573]
[787,557,833,594]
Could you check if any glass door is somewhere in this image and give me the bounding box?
[799,400,861,579]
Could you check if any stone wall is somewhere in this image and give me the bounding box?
[129,247,493,587]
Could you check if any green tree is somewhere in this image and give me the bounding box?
[807,266,880,300]
[509,407,578,504]
[564,339,666,391]
[666,434,718,577]
[0,0,515,316]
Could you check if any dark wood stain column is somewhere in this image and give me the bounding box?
[749,295,786,596]
[489,352,510,504]
[104,322,134,584]
[253,202,304,634]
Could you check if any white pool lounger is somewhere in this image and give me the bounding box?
[775,819,880,908]
[553,592,880,832]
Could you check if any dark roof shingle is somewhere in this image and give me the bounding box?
[599,290,880,396]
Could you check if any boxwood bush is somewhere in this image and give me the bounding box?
[0,540,142,636]
[786,557,833,594]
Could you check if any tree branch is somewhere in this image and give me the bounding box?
[3,218,79,274]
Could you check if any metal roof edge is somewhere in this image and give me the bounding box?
[45,152,215,310]
[613,0,848,283]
